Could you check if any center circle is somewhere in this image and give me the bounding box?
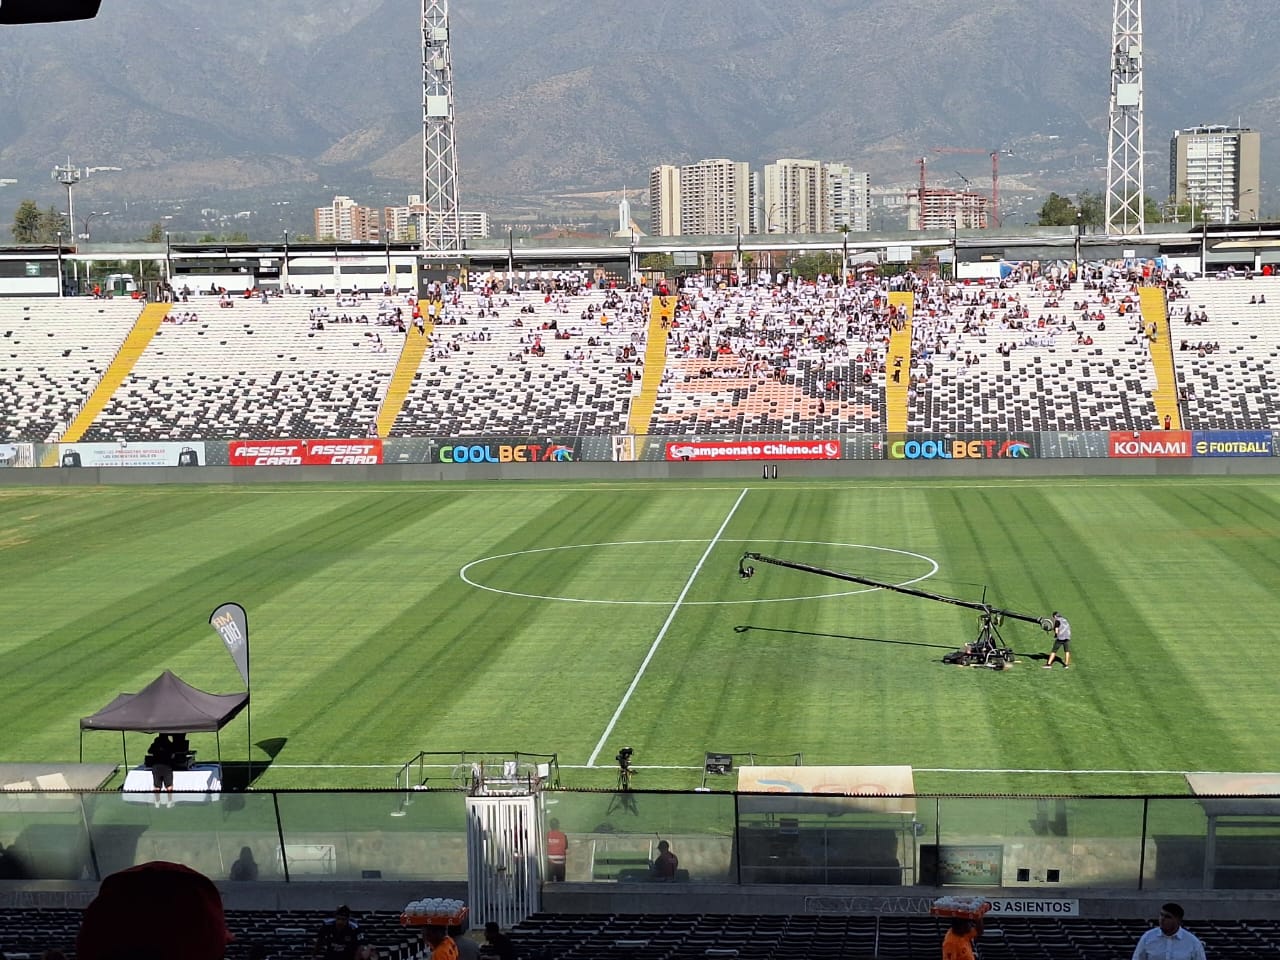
[459,539,939,605]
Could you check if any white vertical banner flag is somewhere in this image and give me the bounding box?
[209,602,250,688]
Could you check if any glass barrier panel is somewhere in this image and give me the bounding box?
[932,797,1146,889]
[0,791,93,880]
[276,790,468,882]
[545,791,736,883]
[737,793,919,886]
[82,789,281,881]
[1138,796,1279,892]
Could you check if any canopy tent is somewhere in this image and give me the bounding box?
[79,669,249,766]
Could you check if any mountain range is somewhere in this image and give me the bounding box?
[1,0,1278,237]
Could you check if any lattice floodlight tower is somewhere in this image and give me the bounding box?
[422,0,462,253]
[1105,0,1145,235]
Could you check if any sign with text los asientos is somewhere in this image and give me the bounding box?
[228,439,383,466]
[1108,430,1191,458]
[665,440,841,461]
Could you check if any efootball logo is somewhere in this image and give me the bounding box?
[550,446,574,462]
[1001,442,1031,458]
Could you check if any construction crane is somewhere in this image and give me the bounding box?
[932,147,1008,227]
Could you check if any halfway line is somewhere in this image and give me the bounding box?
[585,487,749,767]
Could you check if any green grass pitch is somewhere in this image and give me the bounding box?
[2,477,1278,797]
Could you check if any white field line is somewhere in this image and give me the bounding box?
[585,487,750,767]
[268,763,1277,777]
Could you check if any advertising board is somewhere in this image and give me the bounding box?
[1192,431,1274,457]
[0,443,34,468]
[1108,431,1191,458]
[227,439,383,467]
[665,440,841,462]
[434,440,579,464]
[886,436,1035,460]
[57,442,206,468]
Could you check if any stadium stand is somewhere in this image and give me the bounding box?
[645,277,891,436]
[1172,277,1280,429]
[903,273,1160,432]
[504,912,1280,960]
[7,270,1280,442]
[2,904,1280,959]
[387,281,643,438]
[78,294,405,441]
[0,298,142,442]
[0,906,424,960]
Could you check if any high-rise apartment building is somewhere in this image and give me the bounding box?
[649,165,681,237]
[380,197,490,243]
[677,159,753,236]
[649,158,870,236]
[1169,125,1261,222]
[824,164,871,232]
[763,159,823,234]
[314,196,380,242]
[383,196,429,243]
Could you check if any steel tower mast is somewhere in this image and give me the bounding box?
[422,0,461,252]
[1105,0,1145,234]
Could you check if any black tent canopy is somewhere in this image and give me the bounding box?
[79,669,249,765]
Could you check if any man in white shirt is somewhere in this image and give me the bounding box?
[1132,902,1206,960]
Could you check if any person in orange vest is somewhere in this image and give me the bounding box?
[423,925,458,960]
[942,917,983,960]
[546,818,567,881]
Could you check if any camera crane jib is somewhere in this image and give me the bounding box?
[737,551,1054,669]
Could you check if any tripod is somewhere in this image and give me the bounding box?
[607,766,638,815]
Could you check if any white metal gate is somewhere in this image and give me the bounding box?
[465,795,541,930]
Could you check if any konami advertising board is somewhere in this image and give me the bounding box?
[665,440,841,461]
[1107,431,1191,458]
[228,439,383,466]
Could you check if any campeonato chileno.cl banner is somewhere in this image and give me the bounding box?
[665,440,841,461]
[227,439,383,466]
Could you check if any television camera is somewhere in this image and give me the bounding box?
[738,551,1057,670]
[615,747,635,792]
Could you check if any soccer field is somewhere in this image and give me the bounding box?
[2,477,1278,797]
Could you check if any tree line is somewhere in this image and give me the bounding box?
[1038,190,1204,227]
